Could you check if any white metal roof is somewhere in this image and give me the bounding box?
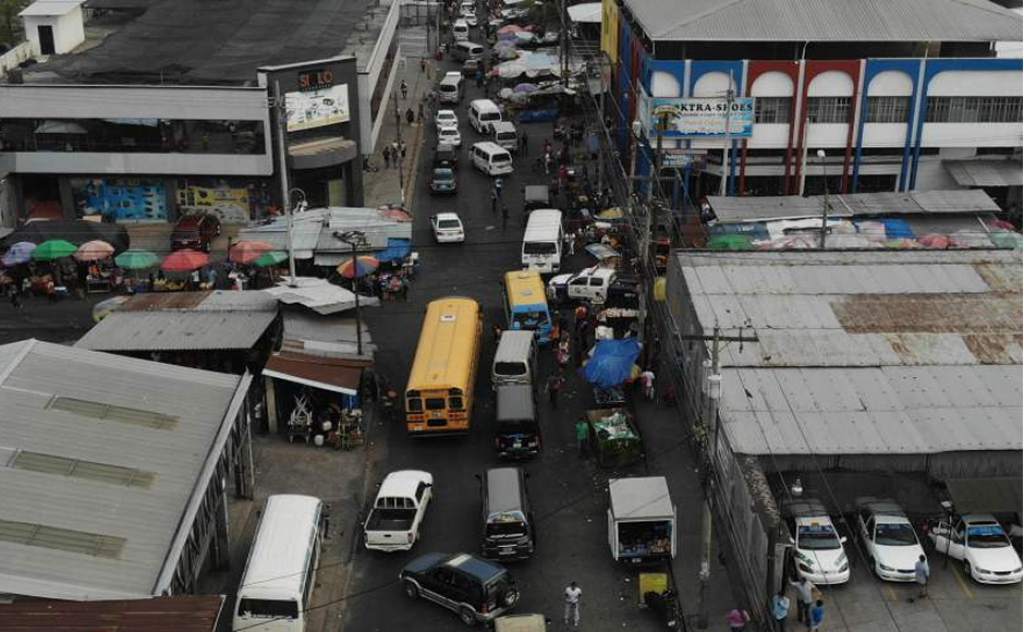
[567,2,601,24]
[608,477,674,521]
[626,0,1023,42]
[238,495,321,600]
[0,339,247,600]
[75,310,277,352]
[19,0,82,17]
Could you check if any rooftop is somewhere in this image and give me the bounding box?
[31,0,374,85]
[624,0,1023,43]
[0,596,224,632]
[673,250,1023,457]
[0,339,248,600]
[19,0,83,17]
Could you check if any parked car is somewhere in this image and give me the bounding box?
[928,513,1023,584]
[855,498,926,582]
[436,109,459,130]
[463,13,478,27]
[400,552,520,625]
[363,470,433,552]
[782,499,850,585]
[434,142,459,169]
[463,59,481,78]
[171,213,221,251]
[438,125,462,147]
[431,212,465,243]
[430,168,458,195]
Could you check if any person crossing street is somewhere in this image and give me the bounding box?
[563,581,582,627]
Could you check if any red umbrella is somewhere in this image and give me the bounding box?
[229,240,275,264]
[336,255,380,279]
[161,249,209,272]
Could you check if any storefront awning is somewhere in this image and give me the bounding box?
[288,138,358,171]
[945,477,1023,515]
[944,159,1024,188]
[263,351,370,396]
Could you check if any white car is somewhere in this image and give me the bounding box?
[438,125,462,147]
[430,212,465,243]
[435,109,458,130]
[855,498,927,582]
[928,514,1023,584]
[463,13,478,27]
[784,499,851,585]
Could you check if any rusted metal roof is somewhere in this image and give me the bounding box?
[0,595,224,632]
[263,351,368,395]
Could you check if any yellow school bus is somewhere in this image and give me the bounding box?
[405,296,483,434]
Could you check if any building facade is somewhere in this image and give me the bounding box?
[602,0,1023,208]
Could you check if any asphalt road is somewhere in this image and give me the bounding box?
[340,40,704,632]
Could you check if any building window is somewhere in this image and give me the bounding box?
[806,97,851,123]
[865,96,910,123]
[0,118,266,154]
[754,97,792,124]
[925,96,1023,123]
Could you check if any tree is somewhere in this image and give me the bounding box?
[0,0,29,45]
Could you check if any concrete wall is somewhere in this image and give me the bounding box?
[359,0,401,154]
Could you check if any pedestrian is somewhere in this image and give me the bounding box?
[399,276,409,301]
[546,373,564,408]
[7,283,21,309]
[391,141,400,168]
[789,577,815,625]
[475,69,484,88]
[575,416,589,457]
[417,101,424,123]
[419,57,426,73]
[521,130,528,156]
[771,590,790,632]
[913,554,930,599]
[406,107,414,125]
[491,189,498,214]
[544,138,552,156]
[809,600,825,632]
[726,607,750,631]
[400,79,408,100]
[382,145,391,168]
[493,323,503,344]
[557,337,570,368]
[495,176,503,197]
[563,581,582,627]
[501,204,509,229]
[641,368,656,401]
[563,230,575,256]
[544,151,552,175]
[400,141,407,161]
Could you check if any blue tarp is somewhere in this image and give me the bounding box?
[518,109,559,123]
[377,238,411,262]
[584,338,641,389]
[880,218,915,239]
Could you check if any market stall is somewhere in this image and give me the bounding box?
[586,408,642,468]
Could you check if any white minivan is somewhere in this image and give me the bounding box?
[233,495,323,632]
[452,19,470,42]
[471,141,513,176]
[468,98,502,134]
[521,209,563,274]
[452,41,484,62]
[492,329,537,390]
[438,74,463,104]
[492,121,519,152]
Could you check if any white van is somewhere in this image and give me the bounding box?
[522,209,563,274]
[492,121,519,152]
[452,19,470,42]
[438,74,463,104]
[492,329,537,390]
[233,495,323,632]
[452,41,484,62]
[471,141,514,176]
[469,98,502,134]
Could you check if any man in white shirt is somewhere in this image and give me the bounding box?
[789,576,815,624]
[564,581,582,627]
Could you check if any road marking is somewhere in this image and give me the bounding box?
[951,563,975,599]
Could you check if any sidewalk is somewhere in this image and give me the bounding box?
[362,50,438,212]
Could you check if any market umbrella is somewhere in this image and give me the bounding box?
[336,255,380,279]
[596,207,624,220]
[497,24,526,35]
[114,249,161,270]
[229,240,275,264]
[514,82,538,93]
[2,241,37,266]
[73,240,115,262]
[161,248,209,272]
[253,250,288,267]
[31,239,78,261]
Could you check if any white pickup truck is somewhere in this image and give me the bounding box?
[547,266,640,310]
[364,470,433,552]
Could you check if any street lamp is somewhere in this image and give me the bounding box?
[335,230,368,357]
[285,187,306,286]
[816,149,829,249]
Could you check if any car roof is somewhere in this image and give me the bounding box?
[379,470,432,497]
[437,109,456,116]
[445,553,506,582]
[439,124,459,131]
[962,514,1000,524]
[856,497,908,518]
[436,212,461,221]
[782,498,829,519]
[795,515,835,527]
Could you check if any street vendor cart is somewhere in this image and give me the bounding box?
[608,476,677,563]
[586,407,641,467]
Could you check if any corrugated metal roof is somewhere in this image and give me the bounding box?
[264,351,366,396]
[19,0,82,17]
[708,189,1000,223]
[0,595,224,632]
[237,207,413,261]
[719,365,1023,456]
[75,310,277,352]
[118,290,278,313]
[677,250,1021,368]
[945,159,1024,188]
[629,0,1022,42]
[0,340,245,600]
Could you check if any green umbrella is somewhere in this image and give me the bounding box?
[707,234,754,251]
[253,250,288,267]
[115,249,161,270]
[31,239,78,261]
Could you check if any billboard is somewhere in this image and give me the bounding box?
[71,178,167,222]
[286,83,351,132]
[639,90,755,138]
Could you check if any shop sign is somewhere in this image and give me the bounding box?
[639,89,755,138]
[286,83,351,131]
[298,68,334,92]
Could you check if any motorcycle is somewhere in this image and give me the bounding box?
[644,589,682,628]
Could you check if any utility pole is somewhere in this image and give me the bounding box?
[337,230,367,356]
[559,0,569,88]
[817,149,829,249]
[719,73,735,196]
[273,80,298,284]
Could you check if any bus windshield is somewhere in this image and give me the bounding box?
[523,241,557,255]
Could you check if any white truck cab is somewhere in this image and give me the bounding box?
[363,470,434,551]
[547,266,616,304]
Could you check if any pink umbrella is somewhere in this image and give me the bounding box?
[73,240,115,262]
[161,249,209,272]
[497,24,525,35]
[229,240,275,264]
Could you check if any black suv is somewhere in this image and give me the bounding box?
[400,552,519,626]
